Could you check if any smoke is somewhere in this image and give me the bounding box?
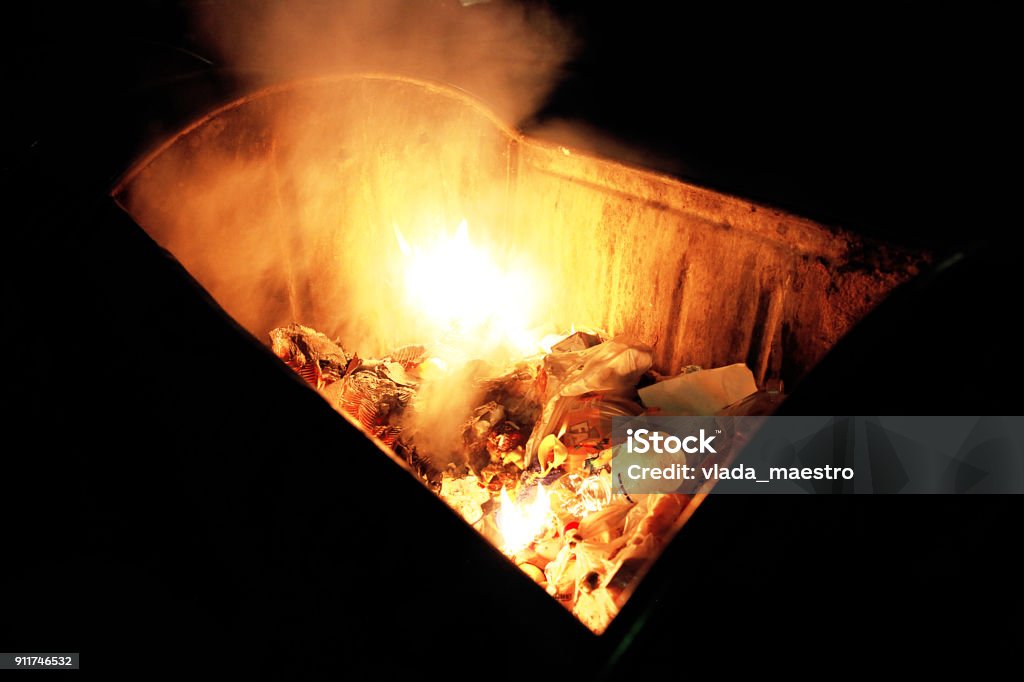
[118,0,576,471]
[196,0,574,124]
[402,360,489,470]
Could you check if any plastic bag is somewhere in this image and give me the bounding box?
[525,337,652,466]
[554,337,653,397]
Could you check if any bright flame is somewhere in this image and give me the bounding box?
[394,219,537,353]
[496,485,551,555]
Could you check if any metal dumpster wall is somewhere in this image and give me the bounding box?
[116,75,921,387]
[511,140,918,384]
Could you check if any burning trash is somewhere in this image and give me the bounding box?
[111,71,923,642]
[271,318,752,634]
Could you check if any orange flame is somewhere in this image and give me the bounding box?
[496,485,551,555]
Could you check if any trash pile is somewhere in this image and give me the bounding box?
[270,323,765,633]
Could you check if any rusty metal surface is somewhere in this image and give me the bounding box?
[115,74,926,388]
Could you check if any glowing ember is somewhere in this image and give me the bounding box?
[496,485,551,555]
[394,219,538,353]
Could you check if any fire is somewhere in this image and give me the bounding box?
[496,485,551,555]
[394,219,538,353]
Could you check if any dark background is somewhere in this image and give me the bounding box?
[3,1,1020,676]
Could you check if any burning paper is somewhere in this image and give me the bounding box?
[271,319,713,634]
